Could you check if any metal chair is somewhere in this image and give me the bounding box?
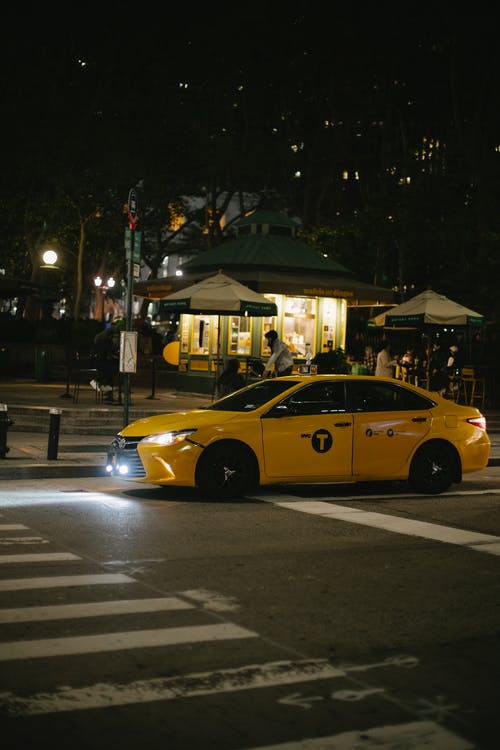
[71,353,103,404]
[459,367,485,409]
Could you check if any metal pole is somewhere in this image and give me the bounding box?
[47,408,62,460]
[123,230,134,428]
[0,404,12,459]
[146,355,159,399]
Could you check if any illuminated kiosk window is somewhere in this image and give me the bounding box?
[339,299,347,350]
[228,315,252,355]
[320,298,346,352]
[190,314,219,355]
[282,296,316,356]
[321,298,337,351]
[180,316,190,353]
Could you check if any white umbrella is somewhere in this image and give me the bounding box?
[157,270,278,317]
[158,271,278,394]
[371,289,484,328]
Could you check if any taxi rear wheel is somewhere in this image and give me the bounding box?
[195,442,258,500]
[409,441,458,494]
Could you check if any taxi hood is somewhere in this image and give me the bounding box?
[119,408,236,437]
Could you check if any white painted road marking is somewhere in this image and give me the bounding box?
[0,536,49,545]
[0,552,81,564]
[241,721,473,749]
[0,658,344,715]
[180,588,240,611]
[0,524,29,530]
[261,497,500,556]
[0,623,258,661]
[0,573,134,591]
[0,596,195,623]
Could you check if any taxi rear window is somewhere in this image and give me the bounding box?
[347,380,435,412]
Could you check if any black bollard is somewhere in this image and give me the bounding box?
[146,355,159,400]
[47,408,62,460]
[0,404,13,459]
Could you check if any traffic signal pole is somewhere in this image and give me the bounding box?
[123,188,140,429]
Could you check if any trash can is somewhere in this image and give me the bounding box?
[34,348,51,382]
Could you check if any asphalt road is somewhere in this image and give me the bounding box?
[1,470,499,749]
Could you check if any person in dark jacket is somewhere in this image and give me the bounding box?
[90,325,119,401]
[216,358,245,398]
[428,341,449,396]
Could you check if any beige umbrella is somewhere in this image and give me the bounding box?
[157,271,278,395]
[371,289,484,328]
[157,270,278,317]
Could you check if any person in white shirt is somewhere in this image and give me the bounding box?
[262,330,294,377]
[375,340,397,378]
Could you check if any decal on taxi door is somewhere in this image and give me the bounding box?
[311,429,333,453]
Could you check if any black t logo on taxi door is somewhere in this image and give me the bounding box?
[312,429,332,453]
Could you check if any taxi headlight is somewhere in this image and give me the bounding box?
[140,429,197,446]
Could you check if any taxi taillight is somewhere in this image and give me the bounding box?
[467,416,486,430]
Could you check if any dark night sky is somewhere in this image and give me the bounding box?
[2,4,499,183]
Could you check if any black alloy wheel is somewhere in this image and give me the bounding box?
[195,442,258,500]
[409,442,458,494]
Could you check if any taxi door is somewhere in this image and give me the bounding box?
[347,380,433,476]
[261,381,353,479]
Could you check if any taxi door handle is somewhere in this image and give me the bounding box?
[334,422,351,428]
[412,417,427,422]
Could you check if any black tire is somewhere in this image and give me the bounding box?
[195,442,258,500]
[409,442,459,494]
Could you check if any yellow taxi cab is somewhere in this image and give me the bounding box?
[106,375,490,499]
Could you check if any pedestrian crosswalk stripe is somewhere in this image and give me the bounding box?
[0,623,258,661]
[0,573,134,591]
[0,524,29,530]
[0,552,81,564]
[0,596,195,623]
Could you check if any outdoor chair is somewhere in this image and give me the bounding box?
[71,352,103,404]
[459,367,486,409]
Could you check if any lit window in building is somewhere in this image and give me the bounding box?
[282,297,317,357]
[228,316,252,355]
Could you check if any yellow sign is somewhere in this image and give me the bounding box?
[163,341,180,366]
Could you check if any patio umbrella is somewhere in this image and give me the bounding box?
[370,289,485,381]
[157,270,278,317]
[158,271,278,392]
[371,289,484,328]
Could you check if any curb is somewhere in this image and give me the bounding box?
[0,459,498,480]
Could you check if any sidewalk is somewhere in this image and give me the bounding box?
[0,379,213,479]
[0,379,499,478]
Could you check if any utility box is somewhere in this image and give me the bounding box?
[34,348,51,381]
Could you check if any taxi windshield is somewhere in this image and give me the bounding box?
[208,379,299,412]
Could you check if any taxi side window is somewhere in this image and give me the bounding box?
[347,381,433,412]
[287,381,347,416]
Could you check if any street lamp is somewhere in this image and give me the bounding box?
[41,249,59,268]
[94,274,116,321]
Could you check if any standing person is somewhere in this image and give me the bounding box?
[216,358,245,398]
[90,324,119,402]
[446,344,464,376]
[428,341,449,396]
[363,345,376,375]
[375,340,397,378]
[262,330,294,377]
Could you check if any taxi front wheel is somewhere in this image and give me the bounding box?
[408,442,458,495]
[195,441,258,500]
